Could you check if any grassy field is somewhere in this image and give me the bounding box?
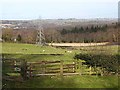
[2,43,119,61]
[2,43,66,54]
[3,76,118,88]
[2,42,119,88]
[2,43,118,54]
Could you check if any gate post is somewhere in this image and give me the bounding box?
[73,61,75,73]
[20,59,28,80]
[60,60,63,78]
[29,63,32,78]
[89,66,92,75]
[79,61,82,75]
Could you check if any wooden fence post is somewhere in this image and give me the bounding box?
[60,60,63,78]
[89,66,92,75]
[75,59,78,70]
[29,63,32,78]
[20,60,28,80]
[95,64,97,76]
[79,61,82,75]
[100,67,103,76]
[2,54,5,59]
[73,61,75,73]
[43,62,46,74]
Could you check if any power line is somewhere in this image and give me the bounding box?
[35,18,45,45]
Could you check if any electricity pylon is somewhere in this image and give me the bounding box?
[35,19,45,45]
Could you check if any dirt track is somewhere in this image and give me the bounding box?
[48,42,109,47]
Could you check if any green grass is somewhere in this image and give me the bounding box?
[77,45,119,55]
[2,43,66,54]
[2,43,82,62]
[2,42,81,61]
[2,42,119,88]
[3,75,118,88]
[2,42,119,61]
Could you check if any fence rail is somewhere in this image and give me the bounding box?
[28,60,77,77]
[3,58,103,80]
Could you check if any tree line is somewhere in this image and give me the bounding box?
[61,25,107,35]
[2,28,37,44]
[45,23,119,43]
[1,23,119,44]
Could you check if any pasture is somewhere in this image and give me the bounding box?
[2,42,119,88]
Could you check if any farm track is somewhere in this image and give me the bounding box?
[49,42,110,47]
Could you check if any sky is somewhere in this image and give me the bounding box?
[0,0,119,20]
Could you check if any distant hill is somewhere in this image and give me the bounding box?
[1,18,118,30]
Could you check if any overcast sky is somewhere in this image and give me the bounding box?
[0,0,119,20]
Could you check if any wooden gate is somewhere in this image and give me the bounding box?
[27,60,79,77]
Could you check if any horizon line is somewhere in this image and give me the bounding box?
[0,18,118,21]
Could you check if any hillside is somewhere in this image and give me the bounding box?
[2,42,119,88]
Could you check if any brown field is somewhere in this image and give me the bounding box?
[48,42,110,47]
